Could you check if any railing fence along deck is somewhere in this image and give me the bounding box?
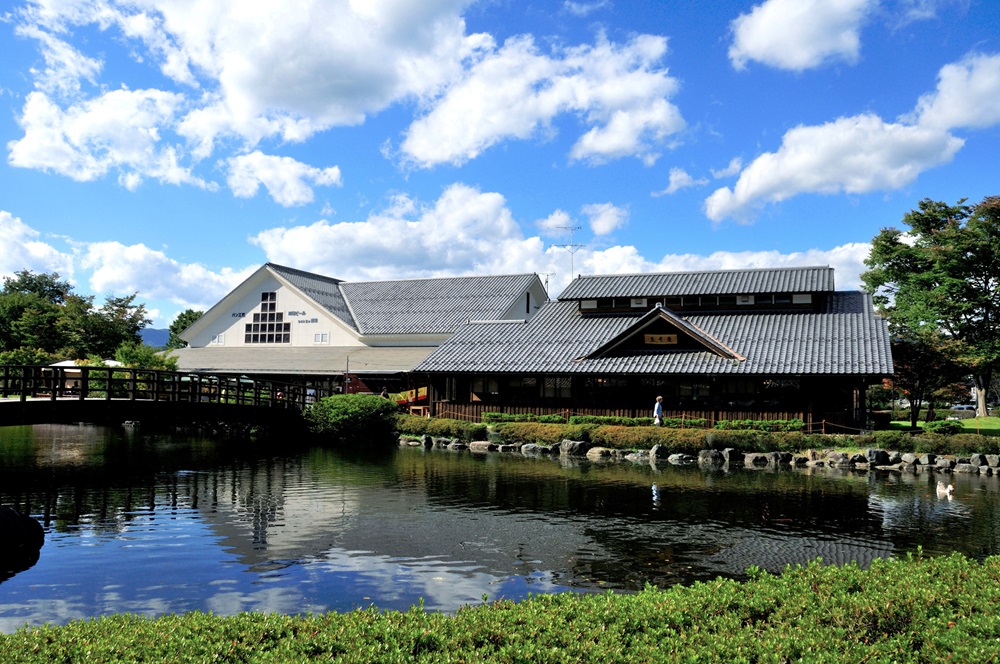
[0,364,325,411]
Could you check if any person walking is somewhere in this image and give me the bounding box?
[653,395,663,426]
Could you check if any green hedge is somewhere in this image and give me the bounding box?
[3,553,1000,662]
[714,418,805,432]
[396,414,488,442]
[482,412,568,424]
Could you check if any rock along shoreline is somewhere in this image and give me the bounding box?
[400,434,1000,476]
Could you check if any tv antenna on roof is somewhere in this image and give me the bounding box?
[555,226,583,278]
[539,272,555,296]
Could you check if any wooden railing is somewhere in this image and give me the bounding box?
[0,365,328,411]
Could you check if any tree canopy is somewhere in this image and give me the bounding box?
[167,309,203,350]
[0,270,153,364]
[863,196,1000,416]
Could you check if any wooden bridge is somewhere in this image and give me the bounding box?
[0,365,324,428]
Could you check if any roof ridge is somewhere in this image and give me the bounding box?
[573,265,831,280]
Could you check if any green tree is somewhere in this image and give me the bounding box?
[1,270,72,304]
[863,196,1000,417]
[167,309,203,350]
[114,341,179,371]
[888,332,966,427]
[85,293,152,358]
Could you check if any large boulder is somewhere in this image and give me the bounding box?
[0,507,44,582]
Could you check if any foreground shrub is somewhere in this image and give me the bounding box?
[3,553,1000,663]
[303,394,399,444]
[396,414,487,442]
[589,426,706,452]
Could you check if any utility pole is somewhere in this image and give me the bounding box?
[539,272,554,297]
[555,226,583,279]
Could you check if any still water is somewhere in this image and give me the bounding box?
[2,423,1000,632]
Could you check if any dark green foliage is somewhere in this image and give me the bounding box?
[714,418,805,432]
[922,419,964,436]
[566,414,708,428]
[481,412,568,424]
[3,553,1000,663]
[304,394,400,444]
[490,422,597,446]
[396,414,487,441]
[167,309,203,350]
[589,426,706,452]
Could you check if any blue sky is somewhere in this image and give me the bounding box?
[1,0,998,328]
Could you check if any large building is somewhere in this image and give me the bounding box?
[174,263,549,398]
[413,266,893,429]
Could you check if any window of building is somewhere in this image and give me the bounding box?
[210,334,224,345]
[244,292,291,343]
[540,377,571,398]
[471,376,499,401]
[314,332,329,344]
[718,295,737,306]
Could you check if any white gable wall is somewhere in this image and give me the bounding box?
[497,278,548,321]
[185,270,362,348]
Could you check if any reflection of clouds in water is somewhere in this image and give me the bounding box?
[305,549,565,612]
[205,585,326,617]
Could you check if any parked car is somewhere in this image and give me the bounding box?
[950,404,976,411]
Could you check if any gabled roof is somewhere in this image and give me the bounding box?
[269,263,355,331]
[415,291,893,376]
[272,265,540,336]
[558,266,835,300]
[584,305,744,362]
[342,273,539,335]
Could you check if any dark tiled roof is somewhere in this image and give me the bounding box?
[414,291,893,376]
[269,263,356,331]
[341,274,538,335]
[558,266,835,300]
[271,265,539,336]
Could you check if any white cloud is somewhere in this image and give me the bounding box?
[704,114,963,223]
[711,157,742,179]
[250,183,552,282]
[7,89,212,189]
[704,50,1000,223]
[536,210,574,235]
[15,23,102,96]
[652,167,708,196]
[562,1,610,17]
[581,202,628,235]
[0,210,75,279]
[729,0,874,71]
[80,241,255,311]
[401,34,683,167]
[911,53,1000,130]
[226,151,342,206]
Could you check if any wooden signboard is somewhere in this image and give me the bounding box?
[645,334,678,345]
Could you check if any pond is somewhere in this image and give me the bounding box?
[2,423,1000,633]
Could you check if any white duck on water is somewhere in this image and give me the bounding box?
[936,481,955,499]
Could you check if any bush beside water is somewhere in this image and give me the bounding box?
[2,552,998,662]
[303,394,401,444]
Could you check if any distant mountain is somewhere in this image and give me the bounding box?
[141,328,170,348]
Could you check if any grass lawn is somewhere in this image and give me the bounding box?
[891,416,1000,436]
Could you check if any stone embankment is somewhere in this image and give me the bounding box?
[400,434,1000,474]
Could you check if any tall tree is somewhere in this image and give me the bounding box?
[1,270,72,304]
[888,332,966,428]
[863,196,1000,417]
[167,309,203,350]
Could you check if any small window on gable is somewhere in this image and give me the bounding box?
[718,295,736,306]
[792,294,812,304]
[630,298,647,308]
[596,298,614,310]
[210,334,224,345]
[581,300,597,309]
[314,332,329,344]
[774,293,792,304]
[664,296,682,308]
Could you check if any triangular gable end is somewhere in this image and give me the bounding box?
[583,305,745,361]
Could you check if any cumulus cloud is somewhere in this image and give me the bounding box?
[226,151,342,206]
[652,167,708,196]
[705,50,1000,223]
[401,34,684,167]
[536,210,574,236]
[704,114,963,222]
[729,0,874,71]
[0,210,75,279]
[250,183,552,282]
[80,241,255,311]
[711,157,743,179]
[582,202,628,235]
[8,0,484,185]
[8,89,212,190]
[911,53,1000,130]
